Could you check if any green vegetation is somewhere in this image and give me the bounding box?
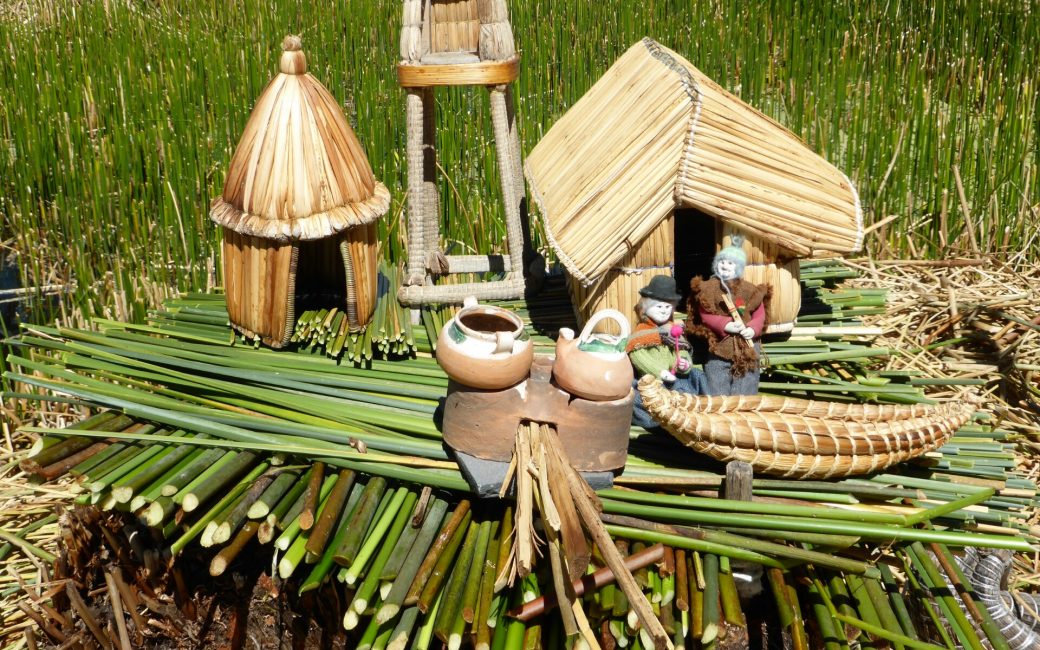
[1,0,1036,324]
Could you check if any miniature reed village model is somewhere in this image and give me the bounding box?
[7,5,1040,650]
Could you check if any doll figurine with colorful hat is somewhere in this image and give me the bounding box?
[627,275,707,429]
[686,236,771,395]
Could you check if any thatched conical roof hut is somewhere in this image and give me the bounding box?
[211,36,390,347]
[525,38,863,333]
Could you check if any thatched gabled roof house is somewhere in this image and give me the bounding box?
[525,38,863,332]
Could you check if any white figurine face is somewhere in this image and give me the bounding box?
[644,299,675,325]
[715,258,738,281]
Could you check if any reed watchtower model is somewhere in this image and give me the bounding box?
[211,37,390,347]
[396,0,530,305]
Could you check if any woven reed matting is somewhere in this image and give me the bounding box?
[638,376,973,479]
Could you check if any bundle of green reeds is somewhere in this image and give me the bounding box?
[13,411,1039,649]
[5,260,1039,647]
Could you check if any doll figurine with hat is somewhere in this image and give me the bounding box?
[627,275,707,429]
[686,235,771,395]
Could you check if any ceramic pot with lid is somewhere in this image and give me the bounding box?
[436,296,534,389]
[553,309,634,401]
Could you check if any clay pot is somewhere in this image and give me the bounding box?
[553,309,634,401]
[436,296,534,389]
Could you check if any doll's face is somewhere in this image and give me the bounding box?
[644,299,675,325]
[715,258,738,281]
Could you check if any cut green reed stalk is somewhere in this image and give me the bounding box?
[810,575,948,650]
[418,514,475,615]
[432,522,478,644]
[387,606,420,650]
[298,500,361,596]
[867,575,914,645]
[769,569,809,650]
[77,423,155,481]
[377,498,450,625]
[460,519,493,624]
[878,563,919,641]
[843,574,884,650]
[601,512,875,575]
[334,476,388,567]
[22,411,121,468]
[248,468,301,519]
[181,450,258,512]
[700,554,720,644]
[379,505,424,582]
[349,491,418,614]
[299,462,326,531]
[406,501,472,610]
[305,469,355,558]
[805,578,844,650]
[169,462,269,556]
[599,489,913,525]
[211,470,277,545]
[600,499,1032,551]
[111,433,204,503]
[272,467,317,532]
[904,543,986,650]
[605,524,783,569]
[345,487,411,586]
[86,428,184,493]
[413,589,444,650]
[275,474,338,553]
[11,368,451,462]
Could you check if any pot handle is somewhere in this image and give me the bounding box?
[578,309,631,344]
[494,331,515,354]
[463,296,478,308]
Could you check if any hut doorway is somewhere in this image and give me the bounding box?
[673,207,716,306]
[294,239,348,314]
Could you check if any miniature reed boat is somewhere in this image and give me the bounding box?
[638,376,974,478]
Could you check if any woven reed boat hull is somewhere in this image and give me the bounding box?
[637,376,973,478]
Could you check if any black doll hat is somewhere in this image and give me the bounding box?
[639,276,682,303]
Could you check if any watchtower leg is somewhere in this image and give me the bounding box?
[489,85,524,280]
[404,89,427,287]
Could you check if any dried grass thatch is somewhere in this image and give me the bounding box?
[210,36,389,243]
[525,38,863,288]
[211,36,389,345]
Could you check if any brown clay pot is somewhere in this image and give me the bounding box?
[553,309,634,401]
[436,296,534,389]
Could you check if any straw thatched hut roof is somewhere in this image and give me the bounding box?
[210,36,391,242]
[525,38,863,287]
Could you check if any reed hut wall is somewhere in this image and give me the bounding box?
[222,229,296,348]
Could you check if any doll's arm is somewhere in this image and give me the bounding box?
[745,303,766,337]
[698,309,732,338]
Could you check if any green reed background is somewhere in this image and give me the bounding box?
[1,0,1036,325]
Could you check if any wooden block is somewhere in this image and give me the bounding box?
[442,356,633,472]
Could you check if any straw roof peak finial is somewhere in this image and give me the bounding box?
[279,35,307,75]
[282,34,302,51]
